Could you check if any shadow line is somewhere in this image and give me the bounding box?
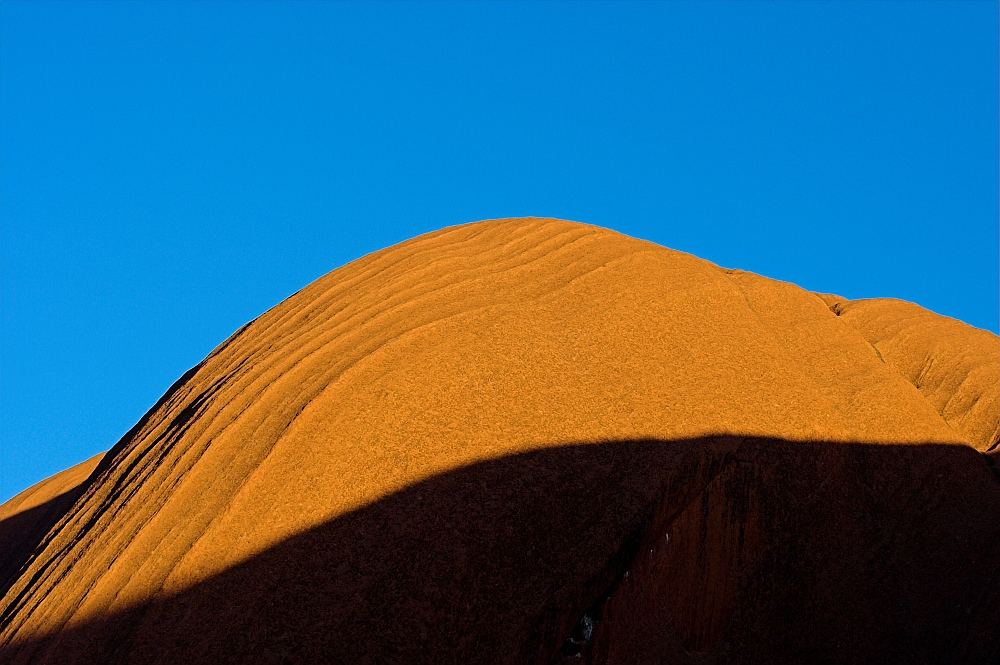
[0,486,91,598]
[2,436,998,664]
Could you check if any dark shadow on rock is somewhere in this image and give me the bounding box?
[0,486,91,598]
[0,364,207,606]
[2,436,998,664]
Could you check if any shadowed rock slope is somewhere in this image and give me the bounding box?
[0,453,103,595]
[1,218,997,664]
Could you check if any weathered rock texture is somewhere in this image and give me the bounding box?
[820,295,999,452]
[1,218,997,664]
[0,453,103,595]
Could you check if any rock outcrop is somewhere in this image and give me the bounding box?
[1,218,997,663]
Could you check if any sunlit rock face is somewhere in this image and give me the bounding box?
[2,218,997,664]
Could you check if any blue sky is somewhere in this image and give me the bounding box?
[1,0,997,500]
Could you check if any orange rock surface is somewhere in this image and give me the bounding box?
[1,218,997,663]
[0,453,103,593]
[821,295,999,452]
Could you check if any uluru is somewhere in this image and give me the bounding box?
[0,218,997,664]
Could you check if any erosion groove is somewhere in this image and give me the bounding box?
[821,296,999,451]
[1,218,997,664]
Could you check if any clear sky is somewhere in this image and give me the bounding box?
[1,0,997,501]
